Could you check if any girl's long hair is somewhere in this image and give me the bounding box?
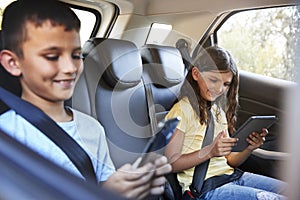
[180,46,239,134]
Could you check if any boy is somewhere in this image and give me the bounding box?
[0,0,171,199]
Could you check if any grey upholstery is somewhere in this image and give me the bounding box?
[72,38,152,168]
[140,44,186,200]
[140,44,186,122]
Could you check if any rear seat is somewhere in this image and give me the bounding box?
[72,38,186,198]
[72,38,152,168]
[140,44,186,200]
[140,44,186,122]
[72,38,187,170]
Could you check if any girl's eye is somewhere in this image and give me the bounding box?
[224,82,231,87]
[209,78,218,83]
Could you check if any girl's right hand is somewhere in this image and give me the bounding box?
[208,130,238,158]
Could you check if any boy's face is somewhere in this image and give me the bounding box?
[17,20,83,103]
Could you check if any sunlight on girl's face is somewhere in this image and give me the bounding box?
[193,68,233,102]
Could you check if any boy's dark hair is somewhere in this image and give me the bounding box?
[1,0,81,58]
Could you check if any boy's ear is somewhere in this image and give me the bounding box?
[191,67,200,81]
[0,50,22,77]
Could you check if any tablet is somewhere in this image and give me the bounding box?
[138,117,180,166]
[231,115,278,152]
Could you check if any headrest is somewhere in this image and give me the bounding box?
[140,44,185,87]
[83,38,143,89]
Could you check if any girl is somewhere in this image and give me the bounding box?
[165,46,287,199]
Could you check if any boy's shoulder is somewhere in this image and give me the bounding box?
[70,108,104,131]
[71,108,99,123]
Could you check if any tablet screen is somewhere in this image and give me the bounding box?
[138,117,180,166]
[231,115,278,152]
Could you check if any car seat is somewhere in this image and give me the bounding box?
[140,44,186,122]
[72,38,152,168]
[140,44,187,200]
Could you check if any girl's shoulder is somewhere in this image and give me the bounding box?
[168,97,195,118]
[177,97,193,110]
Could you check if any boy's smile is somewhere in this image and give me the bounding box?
[17,20,83,105]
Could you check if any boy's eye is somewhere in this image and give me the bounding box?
[72,52,83,60]
[45,55,59,61]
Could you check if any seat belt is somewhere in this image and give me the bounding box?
[176,38,192,71]
[0,86,97,183]
[189,110,214,197]
[142,75,158,136]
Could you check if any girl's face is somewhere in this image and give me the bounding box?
[192,67,233,102]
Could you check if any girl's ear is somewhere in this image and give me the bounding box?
[191,66,200,81]
[0,50,21,77]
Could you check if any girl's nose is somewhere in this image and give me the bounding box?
[216,84,226,95]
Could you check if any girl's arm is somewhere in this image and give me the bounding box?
[165,129,238,172]
[226,129,268,167]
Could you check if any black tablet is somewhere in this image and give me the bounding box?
[138,117,180,166]
[231,115,279,152]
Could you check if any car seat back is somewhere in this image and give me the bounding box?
[141,44,186,200]
[140,44,186,122]
[72,38,152,168]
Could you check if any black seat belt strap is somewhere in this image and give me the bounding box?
[142,75,158,136]
[189,110,214,197]
[0,86,97,183]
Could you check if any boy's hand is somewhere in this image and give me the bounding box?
[103,160,155,200]
[103,155,171,199]
[150,155,172,195]
[133,154,172,196]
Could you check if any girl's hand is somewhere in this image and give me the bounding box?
[208,130,238,158]
[246,128,268,151]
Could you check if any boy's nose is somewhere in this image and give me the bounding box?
[61,58,80,74]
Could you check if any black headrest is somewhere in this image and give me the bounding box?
[140,44,185,87]
[83,38,143,89]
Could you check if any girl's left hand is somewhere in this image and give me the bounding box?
[246,128,268,151]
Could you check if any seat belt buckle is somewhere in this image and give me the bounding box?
[189,185,201,198]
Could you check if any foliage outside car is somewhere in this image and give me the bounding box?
[218,6,300,82]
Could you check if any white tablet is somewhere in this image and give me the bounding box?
[231,115,278,152]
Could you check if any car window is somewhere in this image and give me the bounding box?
[0,0,97,46]
[217,6,299,82]
[71,7,97,46]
